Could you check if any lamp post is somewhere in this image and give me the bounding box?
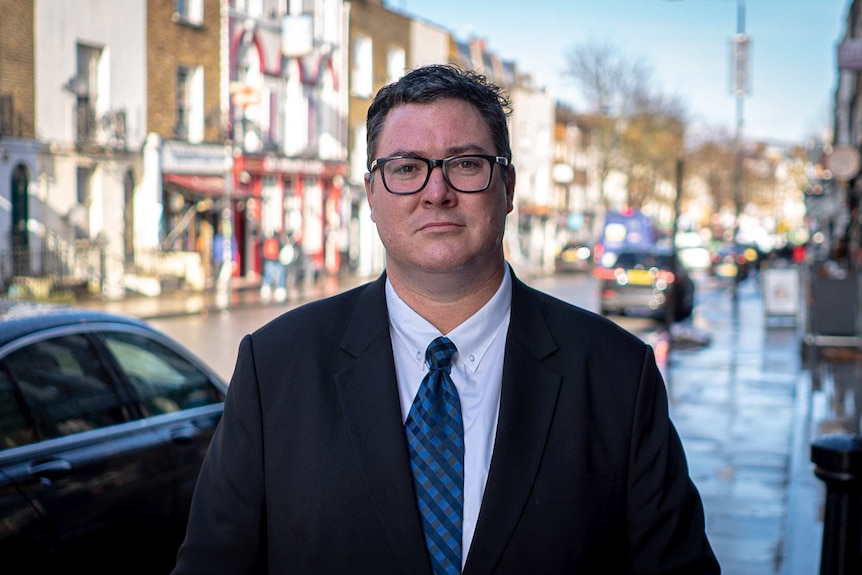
[216,0,234,311]
[667,0,749,298]
[731,0,749,303]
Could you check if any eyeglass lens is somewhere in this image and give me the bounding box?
[381,155,493,194]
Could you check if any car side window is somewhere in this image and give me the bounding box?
[0,366,37,449]
[4,335,128,440]
[102,331,224,416]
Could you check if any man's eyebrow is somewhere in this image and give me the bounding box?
[384,149,422,158]
[383,145,491,158]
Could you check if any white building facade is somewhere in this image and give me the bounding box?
[34,0,147,299]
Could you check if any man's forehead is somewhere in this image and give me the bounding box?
[377,101,493,152]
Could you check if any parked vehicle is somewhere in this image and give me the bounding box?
[0,301,227,574]
[595,248,695,321]
[677,245,712,273]
[593,209,657,268]
[554,242,593,273]
[711,243,758,280]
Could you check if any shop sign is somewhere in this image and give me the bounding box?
[162,141,229,175]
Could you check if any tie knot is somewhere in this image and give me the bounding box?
[426,336,457,371]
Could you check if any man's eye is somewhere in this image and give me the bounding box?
[452,158,481,171]
[388,160,424,177]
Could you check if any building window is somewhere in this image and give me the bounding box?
[73,43,102,142]
[75,168,93,237]
[351,35,372,98]
[175,67,191,140]
[318,66,342,160]
[386,47,405,85]
[175,0,203,25]
[268,90,277,146]
[234,0,262,17]
[175,65,204,142]
[283,63,307,156]
[235,43,263,151]
[351,123,368,183]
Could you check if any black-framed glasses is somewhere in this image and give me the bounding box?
[369,154,509,195]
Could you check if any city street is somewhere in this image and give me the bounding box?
[150,271,664,382]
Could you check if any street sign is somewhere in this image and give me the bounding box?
[230,83,261,109]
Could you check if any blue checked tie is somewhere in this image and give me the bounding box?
[405,336,464,575]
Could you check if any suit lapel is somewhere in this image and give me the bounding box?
[465,275,563,574]
[335,275,432,575]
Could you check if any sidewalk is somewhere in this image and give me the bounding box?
[76,273,370,320]
[79,271,836,575]
[662,279,795,573]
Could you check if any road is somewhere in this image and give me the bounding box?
[152,272,683,382]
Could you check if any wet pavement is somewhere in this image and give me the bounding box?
[78,269,852,575]
[668,279,811,574]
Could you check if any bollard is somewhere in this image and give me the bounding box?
[811,433,862,575]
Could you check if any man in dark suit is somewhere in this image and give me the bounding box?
[173,65,719,574]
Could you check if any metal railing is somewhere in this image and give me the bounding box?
[74,104,127,148]
[2,238,105,301]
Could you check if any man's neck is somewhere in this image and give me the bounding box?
[387,263,506,334]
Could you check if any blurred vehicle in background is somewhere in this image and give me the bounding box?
[677,245,712,273]
[711,243,760,280]
[0,301,228,574]
[554,242,594,273]
[593,209,657,268]
[674,231,712,274]
[595,247,695,322]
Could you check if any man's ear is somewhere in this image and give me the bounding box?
[364,172,376,221]
[505,164,516,213]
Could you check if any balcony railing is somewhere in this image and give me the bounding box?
[74,103,127,148]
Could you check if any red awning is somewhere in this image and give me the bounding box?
[164,174,224,197]
[164,174,250,198]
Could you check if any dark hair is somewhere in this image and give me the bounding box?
[365,64,513,171]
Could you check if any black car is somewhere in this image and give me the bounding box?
[0,301,227,574]
[595,248,695,321]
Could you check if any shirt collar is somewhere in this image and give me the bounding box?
[386,268,512,373]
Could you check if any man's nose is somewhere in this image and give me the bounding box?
[422,165,455,199]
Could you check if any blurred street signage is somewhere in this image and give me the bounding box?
[825,144,861,181]
[230,82,260,109]
[161,140,229,174]
[730,34,751,97]
[838,39,862,71]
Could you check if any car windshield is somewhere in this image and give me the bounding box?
[614,252,672,270]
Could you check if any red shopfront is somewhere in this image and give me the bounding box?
[237,153,348,280]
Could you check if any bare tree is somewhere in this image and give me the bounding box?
[564,41,650,209]
[564,40,688,213]
[621,90,688,210]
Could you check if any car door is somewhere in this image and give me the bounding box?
[97,328,225,531]
[0,363,54,571]
[0,330,175,573]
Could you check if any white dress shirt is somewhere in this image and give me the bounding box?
[386,269,512,566]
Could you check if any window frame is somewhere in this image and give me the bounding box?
[174,0,204,26]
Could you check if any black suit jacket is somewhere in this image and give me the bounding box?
[173,270,719,574]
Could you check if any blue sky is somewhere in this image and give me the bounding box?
[398,0,848,146]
